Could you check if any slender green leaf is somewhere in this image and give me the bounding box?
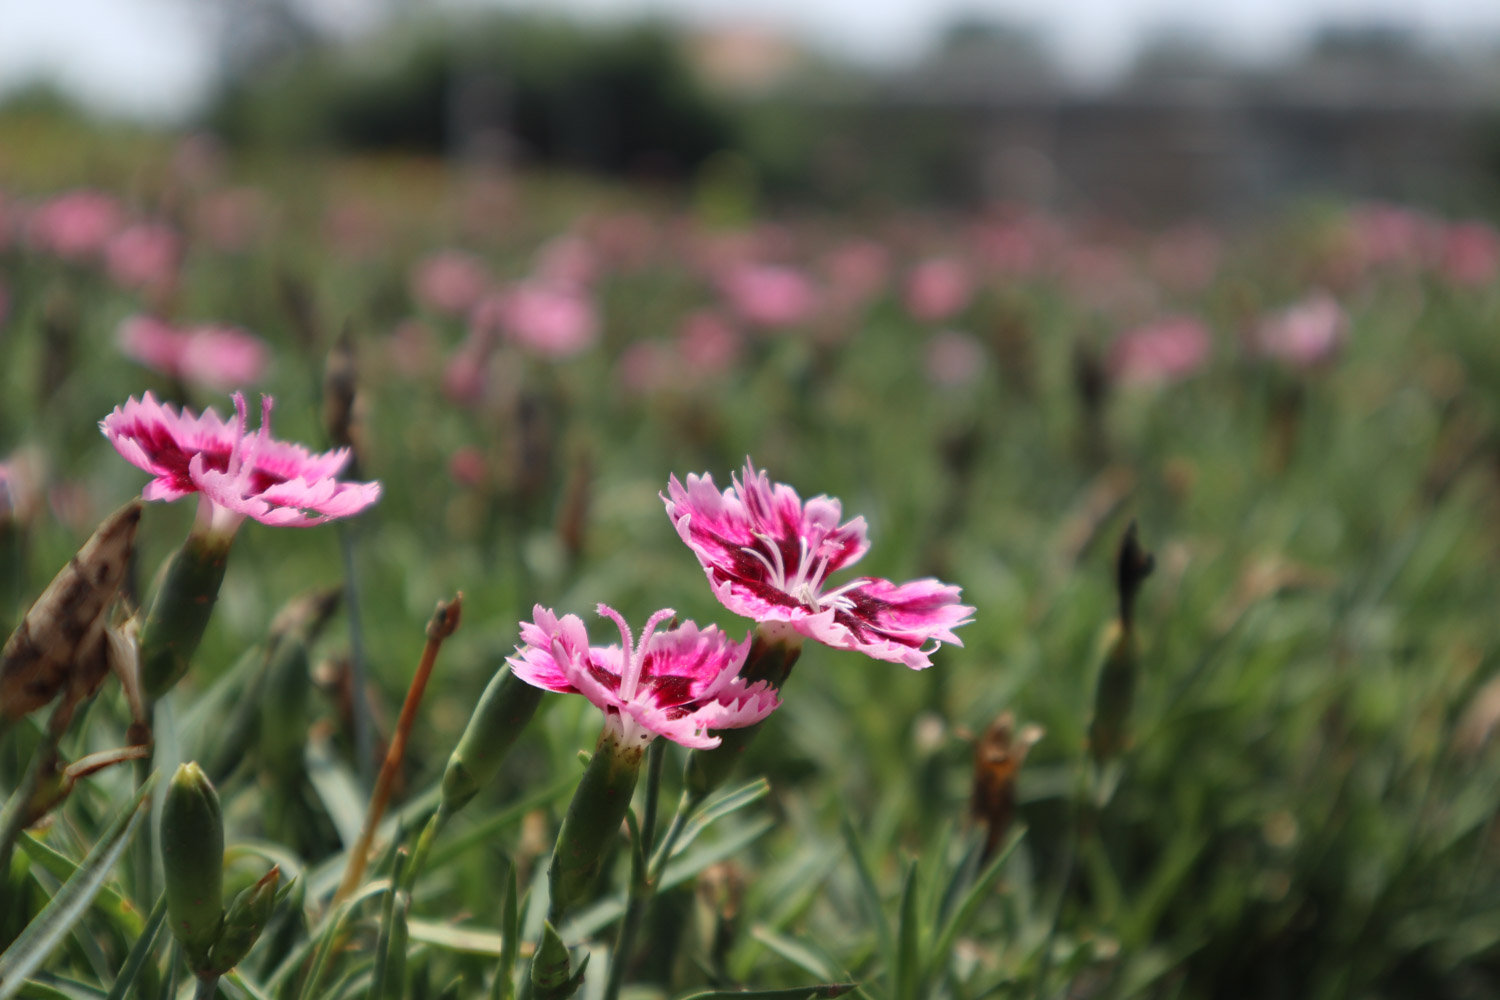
[102,894,166,1000]
[921,829,1024,992]
[425,780,574,872]
[839,821,893,979]
[674,986,856,1000]
[489,867,518,1000]
[653,779,770,870]
[17,835,143,939]
[893,862,919,1000]
[0,778,155,1000]
[747,927,840,982]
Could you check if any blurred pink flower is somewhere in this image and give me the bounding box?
[905,257,974,323]
[926,330,986,387]
[411,250,489,315]
[1347,204,1440,272]
[449,446,487,488]
[1255,293,1347,369]
[1441,222,1500,288]
[535,235,598,288]
[508,604,778,749]
[500,282,599,359]
[664,460,974,669]
[443,340,492,404]
[106,223,181,294]
[117,316,269,390]
[617,340,675,397]
[1109,316,1212,386]
[1149,225,1220,293]
[28,190,122,260]
[100,391,380,534]
[196,188,269,251]
[678,310,741,376]
[720,263,817,329]
[823,240,891,309]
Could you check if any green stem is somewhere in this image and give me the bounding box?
[401,804,450,894]
[603,742,664,1000]
[193,974,220,1000]
[0,721,63,891]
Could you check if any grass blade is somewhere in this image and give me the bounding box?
[0,777,156,1000]
[102,894,166,1000]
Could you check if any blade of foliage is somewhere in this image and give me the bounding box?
[893,861,919,1000]
[747,927,843,982]
[673,986,857,1000]
[921,829,1024,994]
[839,820,894,981]
[16,835,144,939]
[653,779,770,871]
[0,778,154,1000]
[102,893,165,1000]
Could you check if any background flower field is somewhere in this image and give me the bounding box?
[2,97,1500,1000]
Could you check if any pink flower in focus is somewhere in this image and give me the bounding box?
[1441,222,1500,288]
[720,263,817,330]
[664,461,974,669]
[508,604,778,749]
[926,330,986,387]
[117,316,269,390]
[28,191,122,260]
[678,311,741,376]
[501,282,598,359]
[1255,293,1347,369]
[905,257,973,323]
[106,224,181,294]
[100,392,380,535]
[1108,316,1211,386]
[411,251,489,315]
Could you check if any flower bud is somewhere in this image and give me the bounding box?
[139,530,233,703]
[205,866,279,974]
[530,921,589,1000]
[547,731,643,922]
[259,620,311,783]
[1088,522,1154,766]
[971,712,1042,861]
[161,762,225,970]
[439,666,544,814]
[1,500,140,720]
[683,626,800,802]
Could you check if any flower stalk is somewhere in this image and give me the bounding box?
[334,594,461,906]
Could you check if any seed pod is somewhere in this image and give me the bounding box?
[160,762,225,971]
[971,712,1043,861]
[1,500,141,720]
[530,921,589,1000]
[439,665,544,814]
[206,866,280,974]
[1088,522,1155,766]
[547,731,643,922]
[139,530,234,704]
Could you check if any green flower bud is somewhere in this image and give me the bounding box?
[161,762,225,971]
[531,921,589,1000]
[140,531,233,703]
[684,627,800,803]
[259,623,311,783]
[440,666,544,815]
[205,865,279,975]
[547,731,643,922]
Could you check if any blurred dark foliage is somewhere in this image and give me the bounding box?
[208,15,734,179]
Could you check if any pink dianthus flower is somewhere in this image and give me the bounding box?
[100,391,380,535]
[1108,316,1211,386]
[117,316,269,390]
[664,461,974,669]
[28,190,122,261]
[1254,293,1347,369]
[508,604,779,749]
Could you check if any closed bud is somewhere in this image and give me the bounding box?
[259,621,311,782]
[139,530,234,703]
[161,762,225,971]
[206,866,280,974]
[547,731,643,923]
[684,625,800,802]
[531,921,589,1000]
[1089,522,1154,766]
[440,666,544,814]
[1,500,140,720]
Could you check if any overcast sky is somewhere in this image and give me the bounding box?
[3,0,1500,120]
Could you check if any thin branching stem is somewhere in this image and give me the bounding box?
[333,594,461,907]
